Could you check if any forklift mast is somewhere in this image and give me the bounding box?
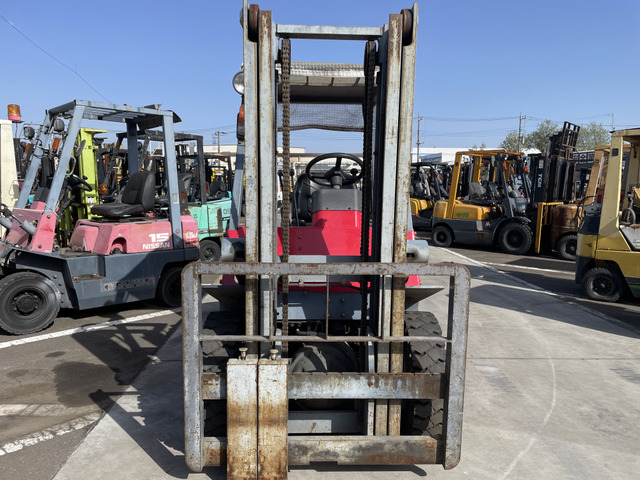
[530,121,581,204]
[182,2,471,477]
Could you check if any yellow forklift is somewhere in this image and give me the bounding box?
[431,123,586,259]
[526,122,583,260]
[430,149,533,254]
[576,128,640,302]
[410,160,450,230]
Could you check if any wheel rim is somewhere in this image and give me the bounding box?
[12,290,44,318]
[507,230,523,247]
[202,245,216,261]
[592,275,614,296]
[566,241,577,256]
[168,280,181,301]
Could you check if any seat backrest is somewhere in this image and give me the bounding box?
[468,182,485,197]
[208,179,227,200]
[293,173,317,223]
[120,170,156,210]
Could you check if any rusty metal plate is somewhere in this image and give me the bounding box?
[226,359,258,479]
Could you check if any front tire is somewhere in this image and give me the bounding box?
[556,234,577,261]
[202,310,243,436]
[402,311,446,438]
[431,225,453,247]
[0,272,60,335]
[583,267,624,302]
[498,222,532,255]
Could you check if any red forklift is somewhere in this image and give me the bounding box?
[181,2,470,477]
[0,100,199,335]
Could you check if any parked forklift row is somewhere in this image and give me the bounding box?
[411,123,605,262]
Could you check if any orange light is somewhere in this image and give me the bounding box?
[7,104,21,122]
[99,184,108,194]
[25,144,31,154]
[237,104,245,124]
[52,137,61,151]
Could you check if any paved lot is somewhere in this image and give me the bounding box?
[0,304,181,480]
[34,246,640,479]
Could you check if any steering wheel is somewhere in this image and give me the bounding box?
[67,174,93,192]
[305,153,363,188]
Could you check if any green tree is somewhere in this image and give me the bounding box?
[577,122,611,150]
[500,131,521,151]
[525,119,559,154]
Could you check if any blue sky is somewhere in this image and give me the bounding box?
[1,0,638,152]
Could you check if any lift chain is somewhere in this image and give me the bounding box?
[281,38,292,354]
[360,40,376,333]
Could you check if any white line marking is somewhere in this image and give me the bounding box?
[483,261,572,275]
[0,310,176,350]
[442,248,639,334]
[0,413,100,456]
[0,404,96,417]
[501,345,557,479]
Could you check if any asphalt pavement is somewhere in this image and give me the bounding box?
[11,246,640,479]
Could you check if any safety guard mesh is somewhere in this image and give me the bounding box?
[277,62,376,133]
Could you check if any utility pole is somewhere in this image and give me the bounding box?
[214,130,228,152]
[517,113,525,152]
[416,114,423,161]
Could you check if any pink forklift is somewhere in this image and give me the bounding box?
[0,100,199,335]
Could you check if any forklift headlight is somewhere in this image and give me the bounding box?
[232,71,244,95]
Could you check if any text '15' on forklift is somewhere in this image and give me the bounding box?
[576,128,640,302]
[0,100,199,335]
[181,2,471,478]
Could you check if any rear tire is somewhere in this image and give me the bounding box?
[0,272,60,335]
[401,311,446,438]
[556,234,577,261]
[156,267,183,308]
[498,222,532,255]
[583,267,624,302]
[431,225,453,247]
[199,239,221,262]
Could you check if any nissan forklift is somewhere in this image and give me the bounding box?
[576,128,640,302]
[181,2,470,478]
[0,100,199,335]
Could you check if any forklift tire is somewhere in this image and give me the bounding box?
[498,222,532,255]
[402,311,446,439]
[156,267,183,308]
[556,234,578,261]
[431,225,453,247]
[0,272,60,335]
[583,267,624,303]
[202,311,243,436]
[199,239,221,262]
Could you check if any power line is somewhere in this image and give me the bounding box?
[0,13,111,102]
[424,116,519,122]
